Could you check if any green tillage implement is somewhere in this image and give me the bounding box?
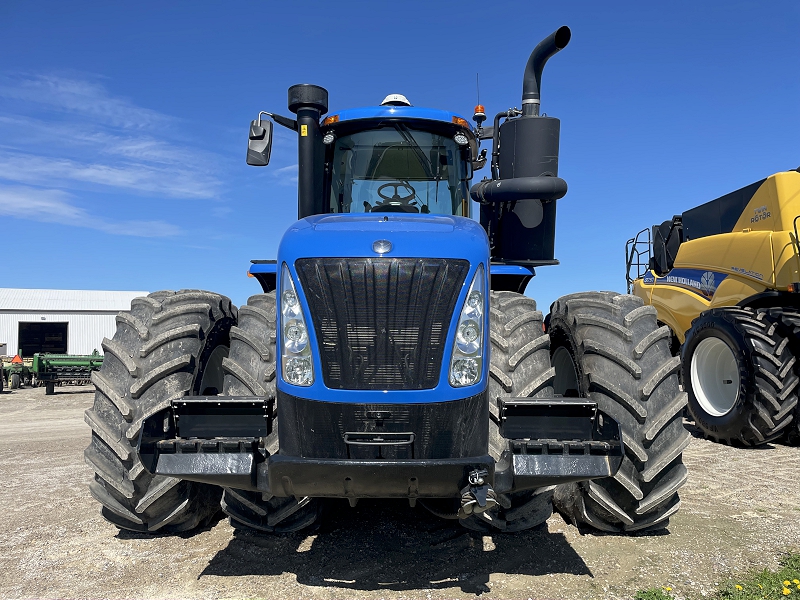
[31,351,103,395]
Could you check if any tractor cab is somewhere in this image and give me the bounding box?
[319,105,477,217]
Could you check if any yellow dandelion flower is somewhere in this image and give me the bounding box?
[664,587,672,592]
[736,584,743,590]
[786,581,792,586]
[759,584,763,589]
[783,587,791,596]
[795,580,800,585]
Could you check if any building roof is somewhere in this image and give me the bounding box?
[0,288,149,312]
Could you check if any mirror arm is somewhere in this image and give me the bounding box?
[260,111,298,132]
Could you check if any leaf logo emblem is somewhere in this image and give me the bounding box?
[700,271,715,295]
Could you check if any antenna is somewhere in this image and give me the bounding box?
[472,73,486,128]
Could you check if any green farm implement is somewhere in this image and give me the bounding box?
[2,351,103,394]
[32,351,103,394]
[1,358,31,390]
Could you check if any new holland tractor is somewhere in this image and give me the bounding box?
[85,27,687,536]
[627,169,800,446]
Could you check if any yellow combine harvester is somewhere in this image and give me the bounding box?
[626,169,800,446]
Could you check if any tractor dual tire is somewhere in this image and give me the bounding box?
[84,290,236,533]
[548,292,689,533]
[682,307,797,446]
[459,291,556,533]
[219,293,323,534]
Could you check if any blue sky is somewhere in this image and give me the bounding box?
[0,1,798,311]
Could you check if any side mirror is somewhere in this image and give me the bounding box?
[246,119,273,166]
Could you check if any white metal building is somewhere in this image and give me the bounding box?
[0,288,148,357]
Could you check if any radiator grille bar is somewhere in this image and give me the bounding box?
[295,258,469,390]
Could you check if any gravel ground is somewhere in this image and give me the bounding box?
[0,385,798,600]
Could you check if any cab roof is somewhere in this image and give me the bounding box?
[328,105,474,131]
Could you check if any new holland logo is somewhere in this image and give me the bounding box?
[653,268,727,299]
[700,271,715,295]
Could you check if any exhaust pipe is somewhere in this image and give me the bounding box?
[522,26,571,116]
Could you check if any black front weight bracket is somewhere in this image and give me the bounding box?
[137,395,624,496]
[138,396,271,491]
[494,397,625,493]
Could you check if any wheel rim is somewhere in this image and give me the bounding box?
[552,346,579,396]
[690,336,739,417]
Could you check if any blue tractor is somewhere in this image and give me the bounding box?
[85,27,688,535]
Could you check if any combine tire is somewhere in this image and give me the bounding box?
[548,292,689,533]
[84,290,236,533]
[758,308,800,445]
[219,293,323,533]
[460,291,556,533]
[682,308,797,446]
[9,373,20,389]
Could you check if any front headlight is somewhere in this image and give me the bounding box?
[449,264,485,387]
[280,264,314,386]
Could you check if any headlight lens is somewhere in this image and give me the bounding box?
[280,264,314,386]
[456,320,481,354]
[451,358,479,386]
[284,319,308,353]
[284,356,313,386]
[449,264,485,387]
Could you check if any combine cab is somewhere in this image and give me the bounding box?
[85,27,687,536]
[627,169,800,446]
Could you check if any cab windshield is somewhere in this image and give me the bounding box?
[327,124,470,216]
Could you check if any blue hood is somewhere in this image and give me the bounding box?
[278,214,489,263]
[275,213,489,404]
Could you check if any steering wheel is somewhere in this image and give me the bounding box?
[377,181,416,205]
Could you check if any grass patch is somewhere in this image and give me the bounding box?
[635,553,800,600]
[635,589,675,600]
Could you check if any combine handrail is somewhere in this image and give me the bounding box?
[625,227,652,294]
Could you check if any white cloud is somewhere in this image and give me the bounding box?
[0,151,218,199]
[0,185,182,237]
[0,74,171,129]
[0,115,218,167]
[273,163,299,185]
[0,74,224,201]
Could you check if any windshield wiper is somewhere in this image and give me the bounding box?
[394,123,437,180]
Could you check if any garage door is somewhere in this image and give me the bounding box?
[18,322,68,356]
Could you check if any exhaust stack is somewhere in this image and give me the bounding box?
[473,26,571,265]
[522,26,571,116]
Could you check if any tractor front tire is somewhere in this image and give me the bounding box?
[682,308,797,446]
[548,292,689,533]
[460,291,556,533]
[10,373,20,389]
[84,290,235,533]
[219,293,323,534]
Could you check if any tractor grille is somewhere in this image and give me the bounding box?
[295,257,469,390]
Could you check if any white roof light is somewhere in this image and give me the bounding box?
[381,94,412,107]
